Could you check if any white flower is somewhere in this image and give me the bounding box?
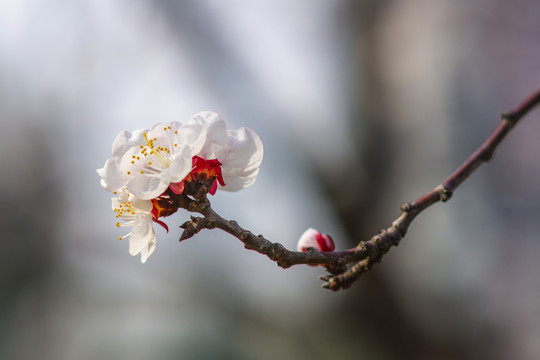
[297,228,335,253]
[97,111,263,199]
[112,188,157,263]
[97,117,206,199]
[97,128,148,193]
[98,111,263,262]
[193,111,264,192]
[119,117,207,200]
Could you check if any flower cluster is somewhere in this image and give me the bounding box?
[98,111,263,262]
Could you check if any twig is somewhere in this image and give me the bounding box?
[178,85,540,291]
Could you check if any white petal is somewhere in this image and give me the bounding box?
[218,127,263,191]
[220,167,259,192]
[222,128,263,172]
[114,187,131,201]
[128,213,157,263]
[119,146,144,175]
[128,194,153,212]
[111,195,124,211]
[146,122,179,149]
[138,239,157,264]
[111,128,147,158]
[97,158,124,193]
[127,174,169,200]
[164,147,192,183]
[195,111,228,158]
[178,117,207,155]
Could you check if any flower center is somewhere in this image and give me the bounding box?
[113,200,136,220]
[141,131,171,167]
[124,128,180,177]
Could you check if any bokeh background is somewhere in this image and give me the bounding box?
[1,1,539,359]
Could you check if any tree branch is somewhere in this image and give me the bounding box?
[178,85,540,291]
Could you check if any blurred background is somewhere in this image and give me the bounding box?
[1,1,539,359]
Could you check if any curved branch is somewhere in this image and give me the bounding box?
[180,197,364,268]
[321,85,540,290]
[178,85,540,291]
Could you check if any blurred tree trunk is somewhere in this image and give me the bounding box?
[313,2,485,359]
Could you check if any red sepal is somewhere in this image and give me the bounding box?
[315,233,335,252]
[153,218,169,233]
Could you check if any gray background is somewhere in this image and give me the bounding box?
[1,1,539,359]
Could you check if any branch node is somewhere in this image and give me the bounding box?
[436,185,453,202]
[501,112,518,126]
[362,239,379,259]
[270,243,291,268]
[400,203,412,212]
[391,222,408,238]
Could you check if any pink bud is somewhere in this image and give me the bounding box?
[297,228,335,253]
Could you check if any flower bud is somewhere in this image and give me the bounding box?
[297,228,335,253]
